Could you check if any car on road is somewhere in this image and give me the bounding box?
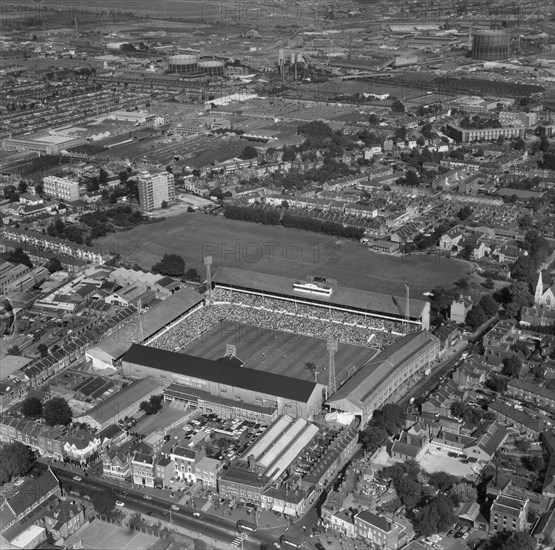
[192,512,202,518]
[143,495,152,500]
[171,505,180,511]
[72,476,82,481]
[116,501,125,507]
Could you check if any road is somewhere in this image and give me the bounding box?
[34,461,276,550]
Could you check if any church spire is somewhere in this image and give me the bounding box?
[534,271,544,306]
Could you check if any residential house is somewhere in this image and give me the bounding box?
[452,358,489,389]
[132,451,155,487]
[490,494,529,533]
[41,500,86,542]
[450,295,473,324]
[154,456,174,489]
[439,227,464,251]
[390,424,429,461]
[489,401,547,437]
[102,447,133,480]
[195,456,223,489]
[507,379,555,410]
[355,511,413,549]
[63,430,101,466]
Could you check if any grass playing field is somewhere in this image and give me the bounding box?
[182,320,378,387]
[97,212,470,296]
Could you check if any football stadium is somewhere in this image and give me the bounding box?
[114,266,440,426]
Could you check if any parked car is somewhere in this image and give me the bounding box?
[116,501,125,507]
[193,512,202,518]
[73,476,82,481]
[171,505,180,511]
[143,495,152,500]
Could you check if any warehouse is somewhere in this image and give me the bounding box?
[327,331,440,426]
[78,378,162,431]
[121,344,323,421]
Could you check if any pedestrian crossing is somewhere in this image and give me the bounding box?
[231,532,248,547]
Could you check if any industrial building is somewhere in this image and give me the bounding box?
[42,176,80,202]
[138,171,176,212]
[326,331,440,427]
[121,344,323,421]
[78,378,162,431]
[471,30,510,61]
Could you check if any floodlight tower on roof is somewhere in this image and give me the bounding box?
[327,340,338,398]
[204,255,213,305]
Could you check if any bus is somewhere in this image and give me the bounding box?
[237,520,257,534]
[280,536,302,548]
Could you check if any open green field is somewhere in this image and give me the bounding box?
[183,320,377,386]
[97,212,471,297]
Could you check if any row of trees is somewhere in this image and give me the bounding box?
[224,204,365,240]
[151,254,201,281]
[139,395,163,415]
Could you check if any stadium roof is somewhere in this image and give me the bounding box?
[213,267,428,320]
[123,344,317,403]
[87,287,203,364]
[327,331,439,412]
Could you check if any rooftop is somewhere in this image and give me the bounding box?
[122,344,317,403]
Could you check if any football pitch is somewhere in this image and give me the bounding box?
[97,212,470,296]
[182,320,378,387]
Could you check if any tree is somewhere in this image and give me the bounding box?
[46,257,62,274]
[428,471,458,492]
[161,200,169,209]
[539,135,550,153]
[422,123,434,139]
[140,395,164,415]
[185,268,201,282]
[7,345,21,355]
[450,401,465,418]
[37,343,48,357]
[502,355,522,378]
[152,254,185,277]
[368,114,380,125]
[359,424,388,454]
[35,183,44,195]
[414,495,455,537]
[466,304,487,330]
[92,488,116,514]
[3,185,19,202]
[479,294,498,317]
[484,531,535,550]
[0,442,35,483]
[240,146,258,160]
[391,100,405,113]
[457,205,473,220]
[4,248,32,268]
[21,396,43,417]
[450,482,477,503]
[483,278,495,290]
[524,454,544,472]
[282,148,296,162]
[486,375,508,393]
[515,438,530,453]
[43,397,72,426]
[18,181,28,194]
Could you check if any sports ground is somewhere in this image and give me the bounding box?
[98,213,470,296]
[74,519,158,550]
[182,320,378,387]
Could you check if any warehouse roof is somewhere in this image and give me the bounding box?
[213,266,428,320]
[123,344,317,403]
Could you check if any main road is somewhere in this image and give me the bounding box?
[34,461,276,550]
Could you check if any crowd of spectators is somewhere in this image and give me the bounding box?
[151,289,418,352]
